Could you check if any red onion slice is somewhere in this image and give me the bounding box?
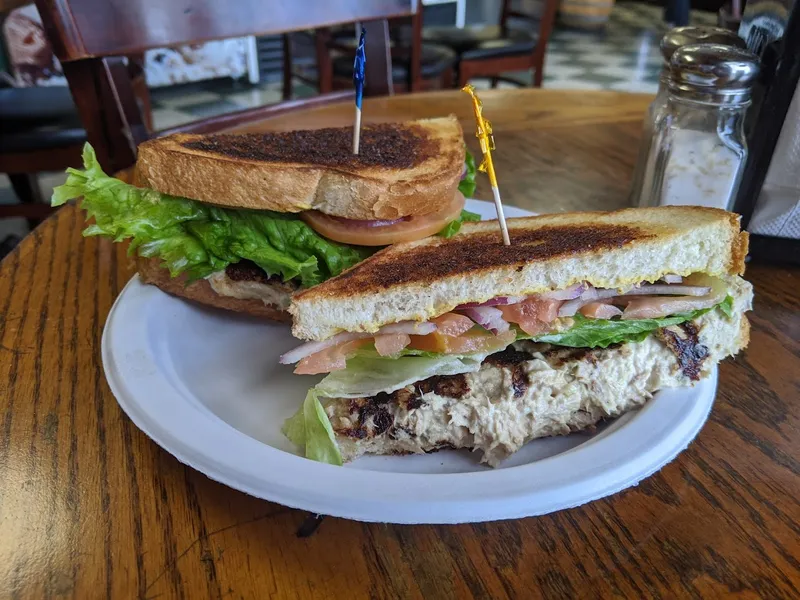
[456,296,525,309]
[579,286,599,301]
[579,285,623,301]
[539,282,586,300]
[459,306,510,334]
[559,287,618,316]
[280,320,437,364]
[559,281,708,317]
[594,288,624,299]
[379,321,437,336]
[620,284,710,297]
[279,331,373,364]
[558,297,587,317]
[662,274,683,284]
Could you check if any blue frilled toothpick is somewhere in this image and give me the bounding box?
[352,27,366,154]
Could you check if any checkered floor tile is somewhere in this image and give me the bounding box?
[543,1,716,92]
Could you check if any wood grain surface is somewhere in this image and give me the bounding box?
[0,89,798,599]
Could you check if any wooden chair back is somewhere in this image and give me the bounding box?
[34,0,413,173]
[314,0,425,94]
[501,0,559,86]
[457,0,558,88]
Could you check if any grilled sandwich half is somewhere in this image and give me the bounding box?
[52,117,475,320]
[281,206,752,466]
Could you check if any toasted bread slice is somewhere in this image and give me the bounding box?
[290,206,748,341]
[135,117,465,220]
[137,258,292,322]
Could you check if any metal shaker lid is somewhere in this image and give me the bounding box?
[660,26,747,62]
[668,43,760,105]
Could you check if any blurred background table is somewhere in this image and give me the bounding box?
[0,88,798,599]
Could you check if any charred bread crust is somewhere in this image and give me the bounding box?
[739,315,751,349]
[731,229,749,276]
[135,117,465,220]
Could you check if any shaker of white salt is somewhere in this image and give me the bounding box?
[637,43,759,210]
[662,129,743,208]
[629,26,747,207]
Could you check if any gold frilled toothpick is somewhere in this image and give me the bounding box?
[461,84,511,246]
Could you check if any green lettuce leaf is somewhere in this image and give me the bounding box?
[531,297,733,348]
[438,209,482,238]
[52,144,372,287]
[438,150,480,237]
[718,295,734,318]
[282,389,343,465]
[531,314,687,348]
[458,149,477,197]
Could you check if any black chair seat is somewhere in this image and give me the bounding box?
[422,25,505,54]
[0,86,79,124]
[4,128,87,153]
[461,34,538,61]
[1,86,87,152]
[332,42,457,81]
[424,25,538,60]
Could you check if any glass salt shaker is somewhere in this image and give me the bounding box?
[636,44,759,210]
[629,27,747,207]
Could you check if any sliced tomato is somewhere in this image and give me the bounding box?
[431,313,475,337]
[373,333,411,357]
[294,339,371,375]
[499,297,562,335]
[300,191,466,246]
[408,329,515,354]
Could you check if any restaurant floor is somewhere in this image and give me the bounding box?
[0,0,717,253]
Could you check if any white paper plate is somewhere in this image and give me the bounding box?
[101,199,715,523]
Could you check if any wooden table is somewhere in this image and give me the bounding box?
[1,89,798,599]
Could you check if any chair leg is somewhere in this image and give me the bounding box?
[62,57,147,173]
[532,61,544,87]
[131,74,154,132]
[441,67,454,89]
[458,61,472,88]
[8,173,45,230]
[282,34,293,100]
[128,54,154,132]
[9,173,44,205]
[490,77,499,88]
[315,29,334,94]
